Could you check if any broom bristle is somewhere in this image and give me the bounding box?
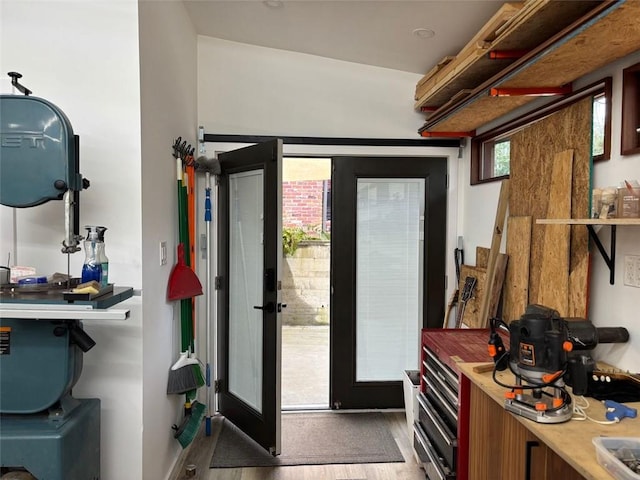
[167,365,199,394]
[192,363,205,388]
[176,401,206,448]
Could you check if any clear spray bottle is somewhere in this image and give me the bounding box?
[81,226,102,284]
[96,226,109,287]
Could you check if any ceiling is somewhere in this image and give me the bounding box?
[182,0,506,75]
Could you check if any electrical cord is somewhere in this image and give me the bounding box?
[571,395,618,425]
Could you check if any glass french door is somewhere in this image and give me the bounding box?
[331,156,447,409]
[217,139,282,455]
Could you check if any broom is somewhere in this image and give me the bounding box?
[171,400,206,448]
[172,145,205,448]
[166,156,202,394]
[166,350,204,394]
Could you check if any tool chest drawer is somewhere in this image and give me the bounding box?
[413,422,456,480]
[418,392,458,470]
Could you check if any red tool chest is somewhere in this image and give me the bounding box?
[413,328,492,480]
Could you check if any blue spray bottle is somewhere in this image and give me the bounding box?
[81,226,102,284]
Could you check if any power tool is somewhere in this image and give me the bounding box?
[0,73,132,480]
[488,304,629,424]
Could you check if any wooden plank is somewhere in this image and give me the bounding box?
[537,218,640,225]
[414,1,602,109]
[478,180,510,328]
[415,2,524,106]
[476,246,508,320]
[503,216,531,323]
[415,56,455,99]
[488,252,508,320]
[476,246,489,268]
[537,150,573,316]
[457,264,486,329]
[421,1,639,132]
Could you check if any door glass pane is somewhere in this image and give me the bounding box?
[229,170,264,411]
[356,178,424,382]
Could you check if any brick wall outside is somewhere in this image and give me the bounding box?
[283,180,331,233]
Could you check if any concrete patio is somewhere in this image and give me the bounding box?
[281,325,329,409]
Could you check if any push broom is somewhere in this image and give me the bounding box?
[196,155,221,436]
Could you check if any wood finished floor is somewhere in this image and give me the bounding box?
[170,411,425,480]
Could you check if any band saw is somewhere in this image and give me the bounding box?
[0,73,132,480]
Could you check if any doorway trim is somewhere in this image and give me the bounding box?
[200,138,460,413]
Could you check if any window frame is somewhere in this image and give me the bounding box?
[470,77,612,185]
[621,62,640,156]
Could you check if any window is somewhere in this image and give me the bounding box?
[471,78,612,184]
[621,62,640,156]
[480,137,511,180]
[592,93,607,158]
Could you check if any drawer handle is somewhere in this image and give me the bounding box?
[418,394,453,446]
[427,371,458,405]
[415,425,448,480]
[425,348,459,387]
[424,376,458,421]
[525,440,540,480]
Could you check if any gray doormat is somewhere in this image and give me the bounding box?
[210,412,405,467]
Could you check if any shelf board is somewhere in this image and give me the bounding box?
[536,218,640,225]
[420,0,640,134]
[536,217,640,284]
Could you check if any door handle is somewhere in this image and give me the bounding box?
[253,302,275,313]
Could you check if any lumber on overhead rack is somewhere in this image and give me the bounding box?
[414,0,601,110]
[415,2,524,105]
[420,0,639,134]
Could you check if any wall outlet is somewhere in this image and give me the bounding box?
[623,255,640,287]
[160,241,167,266]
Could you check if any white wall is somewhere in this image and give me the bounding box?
[578,51,640,370]
[0,1,144,479]
[459,51,640,372]
[138,2,198,479]
[197,38,462,319]
[198,37,427,138]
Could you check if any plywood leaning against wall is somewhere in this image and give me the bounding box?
[508,97,592,319]
[503,216,532,322]
[476,247,508,325]
[537,150,573,316]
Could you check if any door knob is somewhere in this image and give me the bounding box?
[253,302,275,313]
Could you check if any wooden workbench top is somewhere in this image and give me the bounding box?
[458,362,640,480]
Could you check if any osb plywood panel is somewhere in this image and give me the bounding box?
[476,246,490,268]
[426,95,535,133]
[509,97,591,318]
[537,150,573,316]
[422,1,639,133]
[503,216,531,322]
[414,0,601,108]
[501,1,640,90]
[457,264,486,329]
